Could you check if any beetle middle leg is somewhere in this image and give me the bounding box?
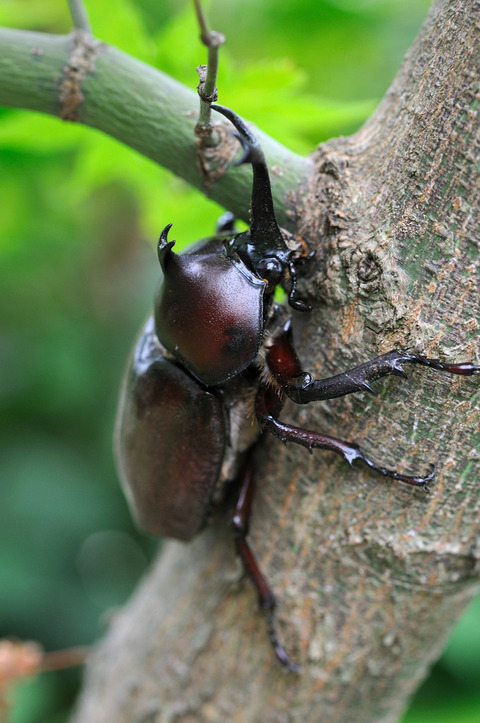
[258,318,480,489]
[255,386,435,489]
[232,456,301,672]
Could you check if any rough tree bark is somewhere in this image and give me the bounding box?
[2,1,479,721]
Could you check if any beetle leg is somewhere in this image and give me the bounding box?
[267,320,480,405]
[232,457,301,673]
[255,386,435,490]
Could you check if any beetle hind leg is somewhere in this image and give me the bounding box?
[233,457,301,673]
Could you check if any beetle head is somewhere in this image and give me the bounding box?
[212,105,311,312]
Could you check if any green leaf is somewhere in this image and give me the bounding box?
[84,0,157,63]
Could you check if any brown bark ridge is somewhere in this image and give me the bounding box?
[72,1,480,721]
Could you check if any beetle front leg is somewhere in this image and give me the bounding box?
[232,457,301,673]
[267,320,480,405]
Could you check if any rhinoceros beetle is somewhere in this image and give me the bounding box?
[115,104,480,671]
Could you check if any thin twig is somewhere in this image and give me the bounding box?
[193,0,209,38]
[193,0,225,143]
[41,646,89,672]
[67,0,92,33]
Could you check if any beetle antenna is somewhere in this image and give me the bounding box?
[287,262,312,312]
[211,105,285,254]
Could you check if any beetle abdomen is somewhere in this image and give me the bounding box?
[115,317,226,540]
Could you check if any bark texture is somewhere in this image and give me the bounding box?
[68,0,478,720]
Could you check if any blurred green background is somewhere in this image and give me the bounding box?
[1,0,480,721]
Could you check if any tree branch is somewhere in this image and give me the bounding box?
[0,27,311,227]
[193,0,225,140]
[67,0,92,33]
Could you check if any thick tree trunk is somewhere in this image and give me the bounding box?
[36,0,480,720]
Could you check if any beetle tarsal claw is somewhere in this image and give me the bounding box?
[265,611,301,674]
[358,455,437,489]
[425,464,436,481]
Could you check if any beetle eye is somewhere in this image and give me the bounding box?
[256,257,283,286]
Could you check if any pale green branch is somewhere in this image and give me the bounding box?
[0,27,311,226]
[67,0,92,33]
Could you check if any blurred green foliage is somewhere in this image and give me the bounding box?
[1,1,480,721]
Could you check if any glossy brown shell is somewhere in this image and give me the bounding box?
[115,317,226,541]
[154,242,266,387]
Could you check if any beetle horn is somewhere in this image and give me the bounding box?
[232,132,254,167]
[157,224,176,271]
[211,105,285,254]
